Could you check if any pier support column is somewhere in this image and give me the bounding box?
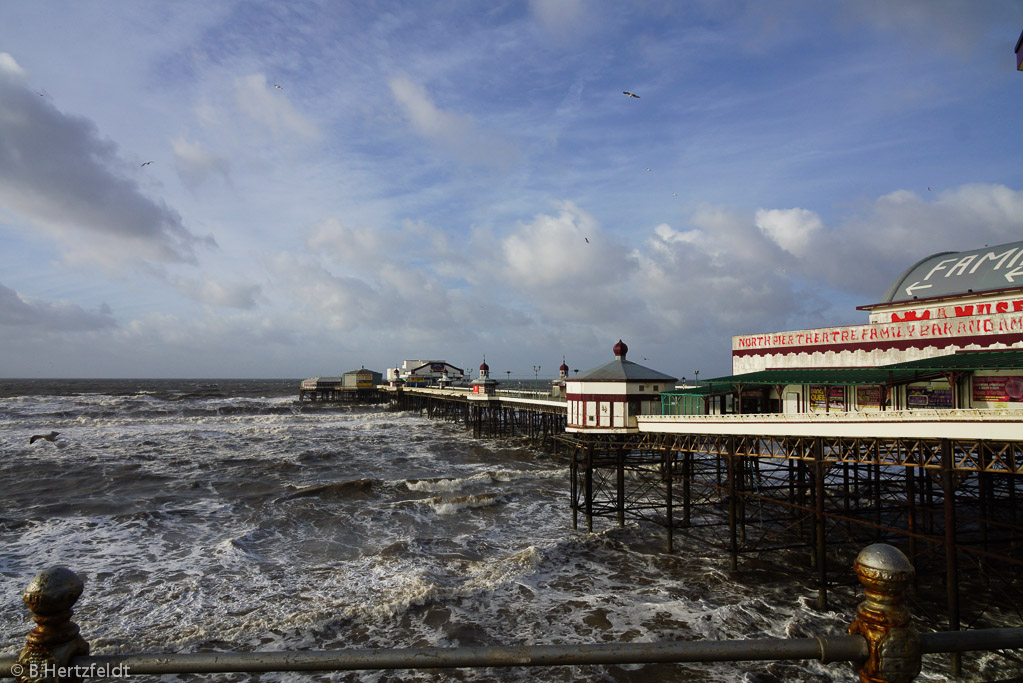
[682,451,692,527]
[664,447,674,553]
[585,443,594,533]
[814,438,829,610]
[617,448,626,528]
[940,439,961,677]
[570,442,578,531]
[727,437,739,571]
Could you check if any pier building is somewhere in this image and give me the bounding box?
[565,340,675,433]
[390,360,467,387]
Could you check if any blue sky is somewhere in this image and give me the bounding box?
[1,1,1022,380]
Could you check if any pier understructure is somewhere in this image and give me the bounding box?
[385,387,567,446]
[561,412,1023,651]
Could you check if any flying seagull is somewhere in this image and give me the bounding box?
[623,91,640,98]
[29,431,59,444]
[584,237,589,243]
[141,161,153,167]
[275,84,282,89]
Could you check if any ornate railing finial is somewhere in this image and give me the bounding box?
[849,544,921,683]
[17,567,89,683]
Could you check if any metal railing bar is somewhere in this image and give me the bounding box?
[0,636,868,677]
[920,628,1023,654]
[3,628,1022,677]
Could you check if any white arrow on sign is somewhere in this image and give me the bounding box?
[1004,265,1023,283]
[904,281,932,297]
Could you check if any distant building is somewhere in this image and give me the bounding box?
[392,360,467,387]
[342,367,383,388]
[470,358,498,397]
[551,357,570,398]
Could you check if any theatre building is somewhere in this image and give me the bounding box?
[663,240,1023,415]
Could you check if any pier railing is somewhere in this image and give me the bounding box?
[2,544,1021,681]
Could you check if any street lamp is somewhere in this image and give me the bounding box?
[694,370,700,386]
[533,364,541,390]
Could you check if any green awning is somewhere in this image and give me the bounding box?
[661,349,1023,396]
[883,349,1023,371]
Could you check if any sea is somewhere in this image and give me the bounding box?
[0,379,1012,682]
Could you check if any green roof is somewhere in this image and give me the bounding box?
[660,349,1023,396]
[883,349,1023,371]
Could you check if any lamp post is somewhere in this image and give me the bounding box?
[533,365,541,391]
[694,370,700,386]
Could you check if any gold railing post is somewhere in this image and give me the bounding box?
[848,544,921,683]
[16,567,89,683]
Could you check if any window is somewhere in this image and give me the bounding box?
[639,385,645,391]
[653,385,659,392]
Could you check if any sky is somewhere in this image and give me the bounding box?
[1,1,1022,381]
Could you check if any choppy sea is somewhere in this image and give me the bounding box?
[0,379,1010,681]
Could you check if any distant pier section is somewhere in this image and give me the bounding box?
[299,367,385,403]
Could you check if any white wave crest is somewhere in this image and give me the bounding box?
[426,492,502,514]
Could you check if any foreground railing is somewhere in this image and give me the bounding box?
[2,545,1021,681]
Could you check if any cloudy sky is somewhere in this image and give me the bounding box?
[1,1,1022,380]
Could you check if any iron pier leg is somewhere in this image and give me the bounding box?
[683,451,692,527]
[905,466,919,597]
[941,439,961,677]
[814,438,828,610]
[571,444,578,531]
[665,449,674,553]
[727,437,738,572]
[617,448,626,528]
[585,445,594,533]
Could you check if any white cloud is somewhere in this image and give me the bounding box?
[0,52,26,78]
[801,184,1023,297]
[172,136,231,189]
[389,74,519,169]
[502,201,626,289]
[755,207,823,256]
[171,276,262,309]
[234,73,320,140]
[306,219,386,266]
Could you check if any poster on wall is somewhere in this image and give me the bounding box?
[973,376,1023,403]
[907,385,953,408]
[810,386,845,410]
[857,386,881,408]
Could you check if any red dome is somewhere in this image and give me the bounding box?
[560,361,569,372]
[613,339,628,359]
[480,361,489,372]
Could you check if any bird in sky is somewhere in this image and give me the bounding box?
[623,91,640,98]
[29,431,59,444]
[275,84,282,89]
[141,161,153,167]
[584,238,589,243]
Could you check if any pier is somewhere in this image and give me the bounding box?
[353,378,1023,676]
